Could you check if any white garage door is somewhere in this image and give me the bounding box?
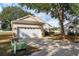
[19,28,42,38]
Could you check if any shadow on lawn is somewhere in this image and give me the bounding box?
[11,46,41,56]
[0,43,41,56]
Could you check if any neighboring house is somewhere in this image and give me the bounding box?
[0,21,2,30]
[64,22,79,35]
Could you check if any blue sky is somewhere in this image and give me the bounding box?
[0,3,67,27]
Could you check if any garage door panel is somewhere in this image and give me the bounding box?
[19,28,42,38]
[19,29,30,38]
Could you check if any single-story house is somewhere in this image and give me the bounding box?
[11,15,53,38]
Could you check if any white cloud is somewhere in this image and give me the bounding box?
[34,12,60,27]
[47,19,59,27]
[34,12,51,21]
[0,7,2,13]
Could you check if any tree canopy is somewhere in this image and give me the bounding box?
[20,3,79,16]
[0,6,31,30]
[19,3,79,36]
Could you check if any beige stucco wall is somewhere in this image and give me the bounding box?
[12,24,41,29]
[12,24,42,33]
[18,16,39,22]
[12,24,43,38]
[43,24,53,32]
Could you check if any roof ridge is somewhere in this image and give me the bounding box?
[12,15,44,23]
[16,15,32,20]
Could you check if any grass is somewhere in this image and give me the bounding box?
[50,35,62,40]
[0,42,41,56]
[50,34,79,40]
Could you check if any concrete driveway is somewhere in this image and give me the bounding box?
[27,38,79,56]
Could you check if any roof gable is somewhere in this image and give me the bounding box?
[15,15,44,23]
[11,15,44,25]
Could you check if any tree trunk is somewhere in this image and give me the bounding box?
[74,23,77,41]
[58,4,65,39]
[59,20,65,35]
